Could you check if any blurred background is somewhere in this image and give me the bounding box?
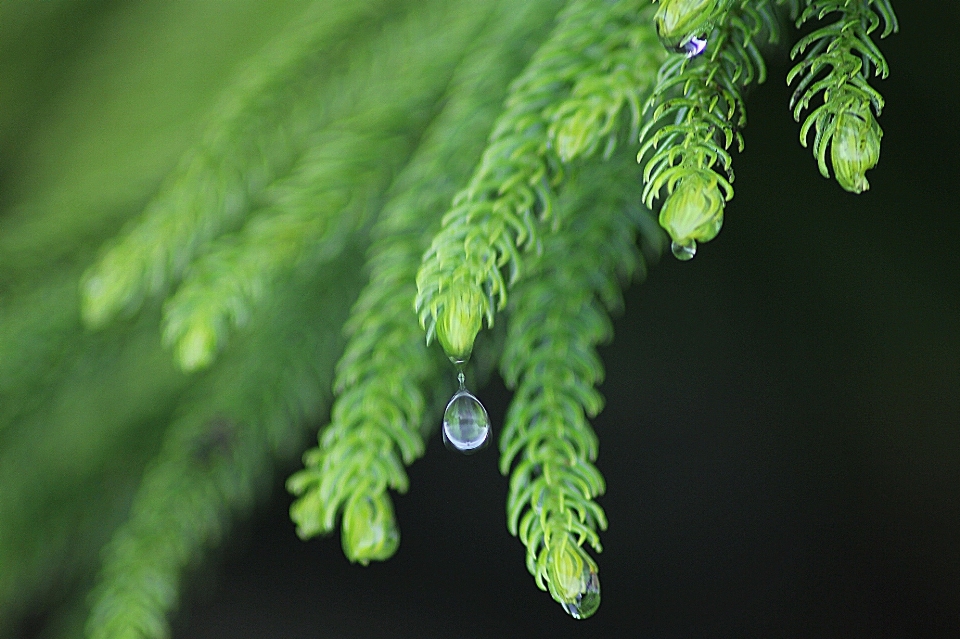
[2,1,958,638]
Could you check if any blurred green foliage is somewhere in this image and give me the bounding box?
[0,1,902,637]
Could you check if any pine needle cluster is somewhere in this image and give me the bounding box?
[415,0,663,359]
[287,0,569,565]
[788,0,898,193]
[639,0,787,259]
[0,0,898,636]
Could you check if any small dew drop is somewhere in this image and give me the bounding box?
[681,36,708,58]
[442,388,490,454]
[671,239,697,261]
[560,569,601,620]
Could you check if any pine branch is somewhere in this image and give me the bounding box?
[0,273,82,434]
[0,309,187,635]
[157,128,398,372]
[0,0,911,634]
[543,1,665,161]
[286,0,567,564]
[788,0,897,192]
[415,0,665,362]
[639,0,783,260]
[79,0,403,329]
[82,0,503,626]
[84,251,365,639]
[499,150,655,618]
[653,0,734,53]
[148,0,495,372]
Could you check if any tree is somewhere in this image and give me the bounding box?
[3,1,958,637]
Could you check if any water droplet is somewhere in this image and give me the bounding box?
[681,36,708,58]
[671,239,697,261]
[560,569,601,619]
[442,389,490,454]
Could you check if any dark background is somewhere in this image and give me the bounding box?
[171,3,960,638]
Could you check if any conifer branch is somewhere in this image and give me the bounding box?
[0,0,914,633]
[639,0,783,259]
[543,1,665,162]
[788,0,897,193]
[0,307,188,633]
[158,129,399,372]
[286,0,567,564]
[500,151,655,618]
[653,0,735,53]
[415,0,664,362]
[85,256,364,639]
[0,273,82,433]
[155,0,494,371]
[78,0,401,329]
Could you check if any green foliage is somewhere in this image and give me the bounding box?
[499,151,663,616]
[287,0,566,558]
[1,4,321,632]
[639,0,786,258]
[85,260,361,639]
[78,0,401,330]
[415,0,664,362]
[0,306,187,639]
[0,0,901,636]
[654,0,734,52]
[84,0,492,372]
[788,0,898,192]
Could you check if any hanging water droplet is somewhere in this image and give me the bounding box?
[560,569,601,620]
[671,239,697,261]
[681,36,708,58]
[442,388,490,454]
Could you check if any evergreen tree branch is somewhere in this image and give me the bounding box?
[79,0,404,329]
[415,0,664,362]
[653,0,735,53]
[499,150,656,618]
[0,308,187,635]
[157,129,398,372]
[639,0,783,259]
[787,0,897,192]
[286,0,567,564]
[153,0,496,371]
[80,0,514,632]
[0,1,913,633]
[0,273,83,435]
[543,1,665,162]
[84,251,365,639]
